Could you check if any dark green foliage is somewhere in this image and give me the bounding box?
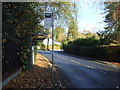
[67,18,78,41]
[65,36,101,46]
[63,45,120,62]
[63,36,120,62]
[99,2,120,45]
[2,2,41,78]
[54,27,65,42]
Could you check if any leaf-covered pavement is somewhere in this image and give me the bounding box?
[4,53,65,88]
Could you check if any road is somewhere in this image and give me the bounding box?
[38,51,120,88]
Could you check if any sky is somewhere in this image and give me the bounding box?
[42,0,108,33]
[76,0,108,33]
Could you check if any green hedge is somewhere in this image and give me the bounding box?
[63,45,120,62]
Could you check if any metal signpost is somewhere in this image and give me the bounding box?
[51,12,54,79]
[44,11,54,79]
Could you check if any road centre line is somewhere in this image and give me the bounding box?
[55,53,114,68]
[44,52,107,74]
[54,54,106,74]
[70,59,106,74]
[89,61,108,66]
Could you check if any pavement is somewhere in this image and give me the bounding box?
[38,50,120,88]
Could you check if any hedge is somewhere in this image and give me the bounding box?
[63,45,120,62]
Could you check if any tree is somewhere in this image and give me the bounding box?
[77,32,86,39]
[2,2,41,72]
[54,27,66,42]
[35,2,77,50]
[101,2,120,44]
[67,18,78,41]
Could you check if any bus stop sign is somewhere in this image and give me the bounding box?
[44,12,52,28]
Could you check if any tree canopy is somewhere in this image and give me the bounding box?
[2,2,41,72]
[98,2,120,45]
[54,27,66,42]
[67,18,78,41]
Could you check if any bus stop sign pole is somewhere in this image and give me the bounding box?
[51,12,54,79]
[44,11,54,79]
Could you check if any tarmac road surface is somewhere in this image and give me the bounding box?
[38,51,120,88]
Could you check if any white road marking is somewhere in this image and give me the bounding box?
[40,52,107,74]
[70,59,106,73]
[89,61,106,65]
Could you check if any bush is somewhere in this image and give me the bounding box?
[71,36,101,46]
[63,45,120,62]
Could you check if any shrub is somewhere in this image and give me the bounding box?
[63,45,120,62]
